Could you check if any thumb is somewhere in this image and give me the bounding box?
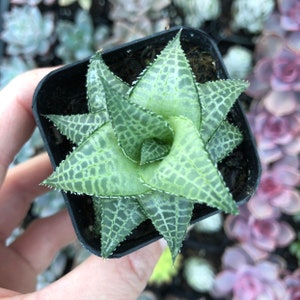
[32,241,165,300]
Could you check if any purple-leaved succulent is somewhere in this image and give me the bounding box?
[225,206,295,254]
[247,102,300,164]
[103,0,170,46]
[284,269,300,299]
[248,157,300,218]
[271,47,300,92]
[278,0,300,31]
[247,42,300,97]
[211,245,290,299]
[213,3,300,297]
[263,8,300,52]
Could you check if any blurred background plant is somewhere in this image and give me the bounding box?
[1,5,55,56]
[173,0,220,28]
[58,0,92,10]
[0,0,299,299]
[230,0,275,33]
[55,9,109,63]
[210,0,300,298]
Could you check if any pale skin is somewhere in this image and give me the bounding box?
[0,69,163,299]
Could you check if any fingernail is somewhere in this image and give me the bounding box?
[159,238,168,250]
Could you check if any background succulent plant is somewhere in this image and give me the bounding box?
[103,0,170,47]
[0,55,36,88]
[212,2,300,298]
[211,245,290,299]
[173,0,221,28]
[55,9,108,63]
[1,5,55,56]
[231,0,275,33]
[58,0,92,10]
[10,0,56,5]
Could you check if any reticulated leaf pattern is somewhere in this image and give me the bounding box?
[140,117,238,214]
[129,30,201,129]
[103,80,173,163]
[138,192,194,261]
[197,79,248,143]
[44,30,247,259]
[44,122,150,197]
[93,196,147,258]
[46,111,108,145]
[140,139,171,165]
[207,121,243,163]
[87,51,129,113]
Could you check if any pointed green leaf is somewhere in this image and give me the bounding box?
[140,117,238,214]
[207,121,243,163]
[103,81,173,163]
[129,31,201,129]
[140,139,171,165]
[46,111,108,145]
[198,79,248,143]
[87,51,130,113]
[138,192,193,261]
[44,122,150,197]
[93,197,147,258]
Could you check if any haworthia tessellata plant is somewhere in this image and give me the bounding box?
[44,30,249,261]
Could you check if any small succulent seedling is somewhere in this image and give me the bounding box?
[55,10,98,63]
[44,30,248,261]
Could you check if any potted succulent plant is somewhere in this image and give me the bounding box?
[32,26,261,261]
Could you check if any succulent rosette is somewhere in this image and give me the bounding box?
[247,102,300,164]
[248,158,300,219]
[247,45,300,98]
[43,31,248,260]
[278,0,300,31]
[1,6,55,56]
[284,269,300,299]
[225,206,295,254]
[211,245,290,299]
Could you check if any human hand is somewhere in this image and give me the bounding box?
[0,69,164,299]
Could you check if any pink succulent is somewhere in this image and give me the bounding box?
[284,269,300,299]
[248,157,300,218]
[262,13,300,52]
[263,90,298,117]
[247,34,284,98]
[211,246,290,299]
[216,3,300,298]
[225,206,296,253]
[247,45,300,97]
[264,13,286,37]
[278,0,300,31]
[247,102,300,164]
[271,48,300,91]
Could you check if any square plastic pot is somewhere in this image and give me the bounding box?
[32,26,261,258]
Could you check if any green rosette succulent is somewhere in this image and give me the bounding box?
[44,30,248,261]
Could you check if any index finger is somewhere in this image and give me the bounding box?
[0,68,57,184]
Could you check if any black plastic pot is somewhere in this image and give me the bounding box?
[32,26,261,258]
